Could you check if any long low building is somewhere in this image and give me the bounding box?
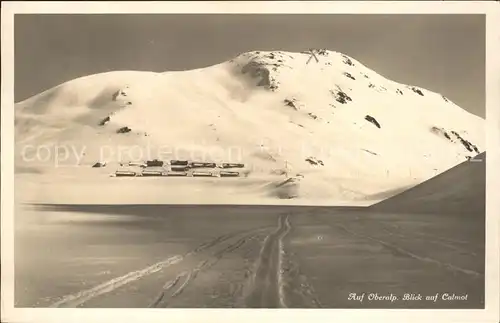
[114,170,137,177]
[141,170,164,177]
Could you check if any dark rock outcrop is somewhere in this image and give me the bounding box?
[344,72,356,80]
[305,157,324,166]
[284,98,299,110]
[98,116,110,126]
[451,131,480,154]
[361,149,378,156]
[365,115,381,128]
[308,113,319,120]
[431,127,480,154]
[112,90,120,101]
[410,87,424,96]
[112,89,127,101]
[330,88,352,104]
[241,61,276,89]
[116,126,132,134]
[317,49,328,56]
[342,54,354,66]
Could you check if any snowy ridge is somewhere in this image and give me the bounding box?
[14,50,485,203]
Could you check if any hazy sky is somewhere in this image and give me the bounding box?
[15,14,485,117]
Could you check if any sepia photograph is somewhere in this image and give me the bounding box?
[2,2,499,323]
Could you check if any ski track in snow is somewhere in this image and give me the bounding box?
[244,214,291,308]
[277,215,292,308]
[149,228,269,308]
[332,222,482,278]
[49,225,273,308]
[50,215,297,308]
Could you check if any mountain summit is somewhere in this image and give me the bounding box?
[15,50,484,203]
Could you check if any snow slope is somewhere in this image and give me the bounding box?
[370,153,485,215]
[14,50,485,204]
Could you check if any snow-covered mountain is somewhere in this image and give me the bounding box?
[14,50,485,203]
